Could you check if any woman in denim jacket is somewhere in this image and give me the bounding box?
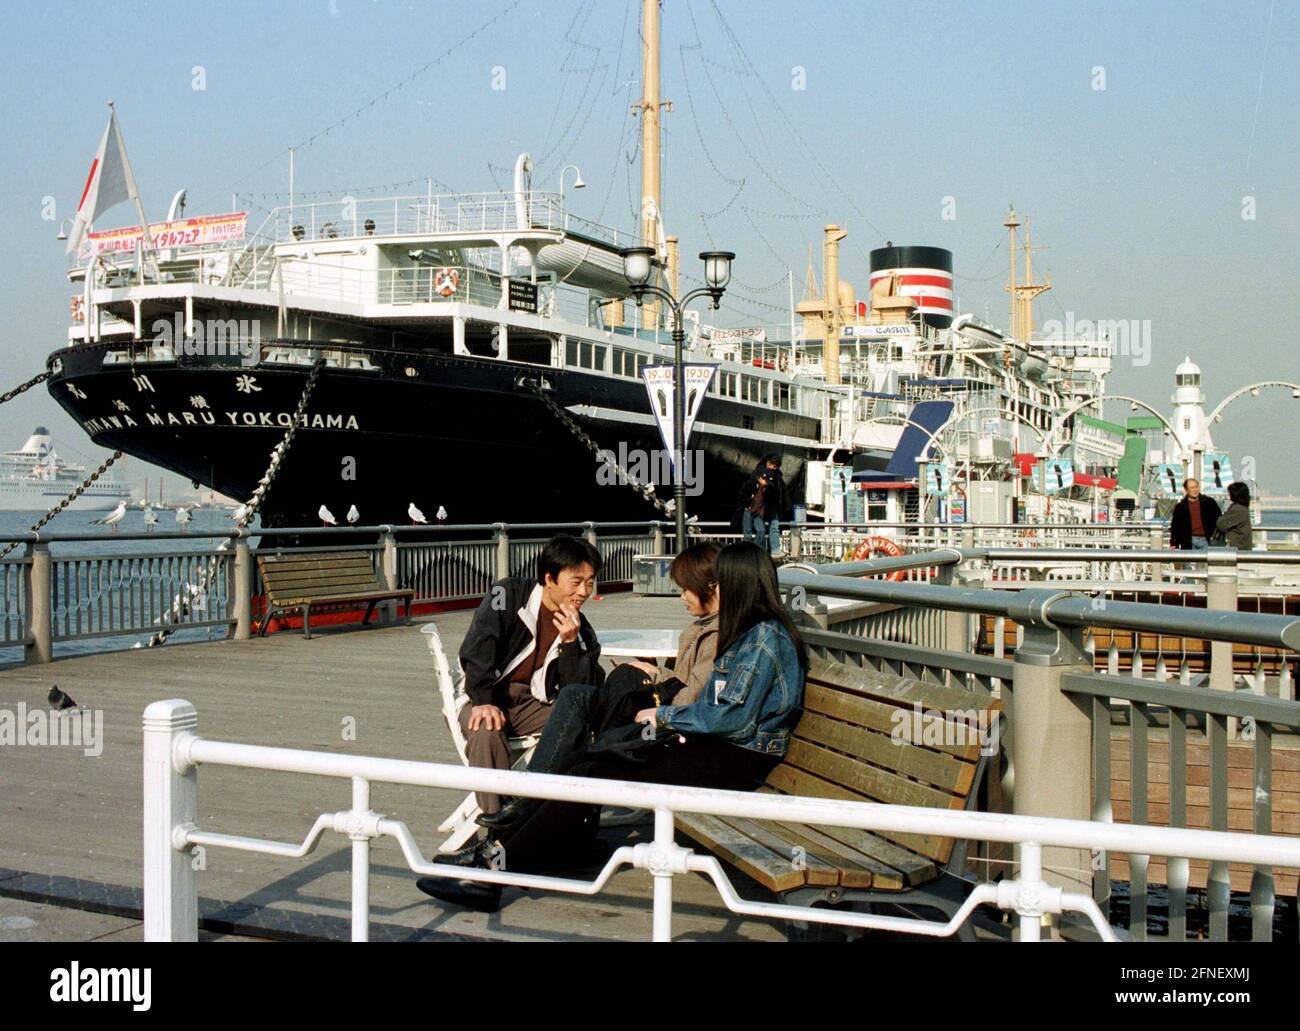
[636,543,806,757]
[418,542,808,912]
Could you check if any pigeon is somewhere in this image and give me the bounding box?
[436,505,448,523]
[93,500,127,531]
[346,504,360,525]
[408,502,428,525]
[319,504,337,526]
[142,505,159,531]
[48,685,76,710]
[175,505,192,529]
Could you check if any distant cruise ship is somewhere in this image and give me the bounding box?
[0,426,129,512]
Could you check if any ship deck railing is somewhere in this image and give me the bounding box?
[69,191,647,277]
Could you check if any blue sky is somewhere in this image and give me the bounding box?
[1,0,1296,490]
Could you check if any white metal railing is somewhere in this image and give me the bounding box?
[143,699,1300,942]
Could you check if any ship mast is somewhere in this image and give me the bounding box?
[634,0,672,329]
[1003,205,1051,342]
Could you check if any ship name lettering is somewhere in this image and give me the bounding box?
[124,415,138,427]
[106,416,122,430]
[182,412,197,426]
[148,413,164,427]
[167,413,182,426]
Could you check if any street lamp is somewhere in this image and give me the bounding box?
[620,246,735,550]
[559,164,585,201]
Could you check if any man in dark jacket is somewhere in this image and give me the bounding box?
[456,535,604,814]
[754,454,787,554]
[1169,478,1222,550]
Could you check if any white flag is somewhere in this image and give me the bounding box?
[66,109,146,255]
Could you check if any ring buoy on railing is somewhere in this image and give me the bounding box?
[434,267,460,298]
[777,350,790,373]
[851,535,906,582]
[69,295,84,323]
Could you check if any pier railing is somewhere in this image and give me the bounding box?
[142,698,1300,942]
[3,520,1298,663]
[0,521,663,661]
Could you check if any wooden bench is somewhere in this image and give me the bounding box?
[256,550,414,639]
[675,657,1002,940]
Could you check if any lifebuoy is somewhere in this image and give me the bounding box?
[434,267,460,298]
[851,535,906,582]
[69,295,84,323]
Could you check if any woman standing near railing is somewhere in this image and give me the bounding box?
[417,541,808,913]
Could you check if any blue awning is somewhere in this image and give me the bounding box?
[878,399,953,479]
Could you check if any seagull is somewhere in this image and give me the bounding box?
[143,505,158,531]
[319,504,337,526]
[436,505,448,523]
[93,500,127,531]
[347,504,360,525]
[231,503,251,523]
[175,505,192,530]
[48,685,76,710]
[408,502,428,525]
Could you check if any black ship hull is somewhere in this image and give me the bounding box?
[45,340,818,529]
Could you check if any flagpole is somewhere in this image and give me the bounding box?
[107,102,155,253]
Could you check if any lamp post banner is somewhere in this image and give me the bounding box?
[642,363,716,471]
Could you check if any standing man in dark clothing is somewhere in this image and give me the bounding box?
[754,454,787,555]
[1169,478,1222,550]
[453,535,605,815]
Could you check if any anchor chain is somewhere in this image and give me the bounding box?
[0,370,51,406]
[526,379,672,515]
[148,359,326,645]
[0,450,123,561]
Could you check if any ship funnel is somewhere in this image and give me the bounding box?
[868,245,954,328]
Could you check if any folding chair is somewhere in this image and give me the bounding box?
[421,622,539,852]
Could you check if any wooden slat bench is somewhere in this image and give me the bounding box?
[256,550,414,639]
[675,657,1002,939]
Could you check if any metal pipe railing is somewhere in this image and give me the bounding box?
[143,699,1300,942]
[778,568,1300,650]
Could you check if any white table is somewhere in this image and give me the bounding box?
[598,628,681,659]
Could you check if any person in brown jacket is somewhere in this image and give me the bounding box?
[473,542,720,832]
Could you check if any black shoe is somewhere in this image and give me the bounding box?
[415,875,503,913]
[436,838,494,868]
[416,842,504,913]
[476,795,536,831]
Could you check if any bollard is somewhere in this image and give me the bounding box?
[24,542,52,665]
[1002,591,1093,900]
[651,521,665,557]
[232,537,252,640]
[789,523,803,560]
[494,523,510,581]
[142,699,199,942]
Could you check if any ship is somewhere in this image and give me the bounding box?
[0,426,129,512]
[43,2,1117,532]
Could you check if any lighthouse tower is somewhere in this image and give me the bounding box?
[1169,356,1214,460]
